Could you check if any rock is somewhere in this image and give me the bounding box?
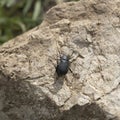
[0,0,120,119]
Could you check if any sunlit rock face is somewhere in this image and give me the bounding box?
[0,0,120,119]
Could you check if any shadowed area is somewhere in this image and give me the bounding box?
[60,103,108,120]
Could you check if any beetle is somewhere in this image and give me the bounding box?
[56,55,69,76]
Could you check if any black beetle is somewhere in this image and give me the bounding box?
[56,55,69,76]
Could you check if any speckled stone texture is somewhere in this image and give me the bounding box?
[0,0,120,120]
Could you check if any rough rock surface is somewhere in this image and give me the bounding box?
[0,0,120,120]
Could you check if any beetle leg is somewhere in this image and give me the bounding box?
[69,67,74,75]
[69,67,80,79]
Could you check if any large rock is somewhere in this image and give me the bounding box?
[0,0,120,119]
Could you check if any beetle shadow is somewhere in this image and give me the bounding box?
[52,73,65,93]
